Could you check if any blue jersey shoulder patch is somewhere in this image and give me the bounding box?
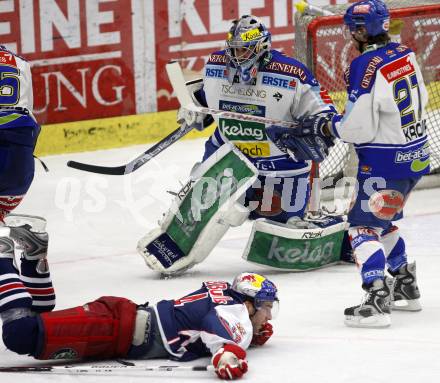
[263,50,318,86]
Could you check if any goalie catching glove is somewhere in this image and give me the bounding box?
[212,344,248,380]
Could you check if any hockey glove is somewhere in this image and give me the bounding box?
[251,322,273,346]
[177,106,208,131]
[295,114,334,139]
[266,125,333,162]
[212,344,248,380]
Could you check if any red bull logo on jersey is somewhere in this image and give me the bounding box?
[204,281,234,304]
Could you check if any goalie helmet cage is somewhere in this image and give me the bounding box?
[295,0,440,196]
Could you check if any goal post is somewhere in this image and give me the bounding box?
[295,0,440,202]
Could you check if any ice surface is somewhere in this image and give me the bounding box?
[1,138,439,382]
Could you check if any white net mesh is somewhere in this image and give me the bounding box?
[295,0,440,183]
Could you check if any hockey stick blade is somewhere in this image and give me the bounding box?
[67,63,195,175]
[166,61,193,108]
[0,363,214,375]
[67,122,194,175]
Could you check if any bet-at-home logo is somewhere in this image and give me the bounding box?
[220,119,266,141]
[267,236,335,265]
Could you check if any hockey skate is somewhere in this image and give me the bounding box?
[389,262,421,311]
[344,277,394,328]
[6,215,49,274]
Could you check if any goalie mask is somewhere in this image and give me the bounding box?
[343,0,390,40]
[225,15,271,84]
[232,272,279,318]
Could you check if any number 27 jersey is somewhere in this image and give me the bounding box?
[331,43,430,179]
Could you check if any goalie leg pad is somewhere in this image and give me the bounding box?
[36,296,137,360]
[243,215,347,271]
[138,144,257,275]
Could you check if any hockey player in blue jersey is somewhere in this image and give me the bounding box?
[0,46,41,223]
[0,48,54,320]
[270,0,427,327]
[138,15,341,276]
[0,235,278,382]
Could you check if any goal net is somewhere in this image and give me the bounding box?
[295,0,440,191]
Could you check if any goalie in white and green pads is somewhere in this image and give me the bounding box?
[243,216,347,271]
[138,14,352,276]
[138,144,257,275]
[138,143,351,275]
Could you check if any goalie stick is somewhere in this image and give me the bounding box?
[0,362,214,375]
[67,61,299,175]
[67,121,194,175]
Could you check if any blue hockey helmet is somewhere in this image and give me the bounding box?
[344,0,390,37]
[225,15,271,84]
[232,272,279,317]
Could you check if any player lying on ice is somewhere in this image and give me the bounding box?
[138,15,352,277]
[0,225,278,380]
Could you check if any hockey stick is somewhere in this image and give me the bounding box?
[66,60,197,176]
[66,122,194,175]
[67,61,298,175]
[0,363,214,375]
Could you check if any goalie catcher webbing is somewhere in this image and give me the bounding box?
[138,144,258,274]
[243,215,348,271]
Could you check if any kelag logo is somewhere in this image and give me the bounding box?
[219,119,267,141]
[219,100,266,116]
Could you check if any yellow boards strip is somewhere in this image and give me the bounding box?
[35,110,215,156]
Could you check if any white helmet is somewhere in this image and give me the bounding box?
[231,272,279,316]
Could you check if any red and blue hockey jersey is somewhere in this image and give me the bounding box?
[154,281,253,361]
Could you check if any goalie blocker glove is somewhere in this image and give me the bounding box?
[266,122,334,162]
[212,344,248,380]
[177,78,213,131]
